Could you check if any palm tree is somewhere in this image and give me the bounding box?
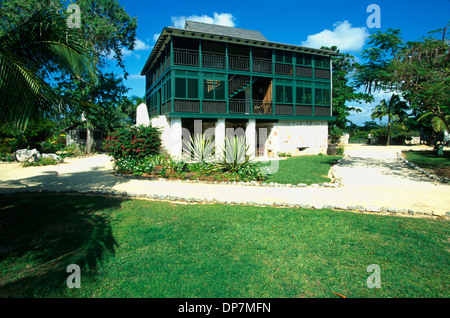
[371,94,408,145]
[0,9,96,131]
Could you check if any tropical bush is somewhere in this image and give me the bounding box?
[112,134,267,182]
[104,125,161,160]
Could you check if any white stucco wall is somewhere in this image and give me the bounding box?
[265,120,329,156]
[151,115,180,157]
[153,116,329,158]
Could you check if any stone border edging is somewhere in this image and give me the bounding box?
[4,182,448,220]
[397,151,450,184]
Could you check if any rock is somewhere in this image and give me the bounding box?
[15,149,40,163]
[41,153,62,162]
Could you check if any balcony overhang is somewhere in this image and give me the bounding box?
[141,26,339,76]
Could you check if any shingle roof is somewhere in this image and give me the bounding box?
[184,20,267,42]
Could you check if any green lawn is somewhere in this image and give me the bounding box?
[404,150,450,178]
[0,194,448,298]
[262,155,342,185]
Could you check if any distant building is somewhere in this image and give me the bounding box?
[63,123,104,151]
[141,21,336,158]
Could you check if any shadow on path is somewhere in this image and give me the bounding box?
[0,166,127,194]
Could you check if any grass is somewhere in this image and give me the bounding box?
[0,193,449,298]
[404,150,450,178]
[262,155,342,185]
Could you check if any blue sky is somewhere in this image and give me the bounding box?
[112,0,450,126]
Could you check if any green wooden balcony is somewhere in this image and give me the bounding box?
[151,98,332,120]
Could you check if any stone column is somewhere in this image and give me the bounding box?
[170,118,182,158]
[215,118,225,160]
[246,119,256,159]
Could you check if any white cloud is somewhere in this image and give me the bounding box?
[127,73,144,80]
[120,38,152,58]
[134,39,151,51]
[301,21,369,52]
[171,12,236,29]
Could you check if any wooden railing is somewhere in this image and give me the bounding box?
[229,99,251,114]
[202,100,227,113]
[202,52,226,69]
[314,106,331,116]
[252,58,272,74]
[275,63,293,76]
[252,100,273,115]
[173,99,200,112]
[169,99,330,117]
[274,103,294,115]
[228,54,250,71]
[173,49,199,66]
[295,66,313,78]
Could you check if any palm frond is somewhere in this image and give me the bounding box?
[0,9,96,130]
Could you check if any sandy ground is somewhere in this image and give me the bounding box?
[0,144,448,216]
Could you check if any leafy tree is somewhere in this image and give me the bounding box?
[1,0,138,153]
[60,0,138,153]
[321,46,373,142]
[371,94,409,145]
[354,28,404,94]
[356,27,450,140]
[392,29,450,133]
[0,9,96,131]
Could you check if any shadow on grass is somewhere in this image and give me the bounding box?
[0,193,126,297]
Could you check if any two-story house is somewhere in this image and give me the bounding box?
[140,21,336,158]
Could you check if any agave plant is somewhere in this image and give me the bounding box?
[183,133,215,163]
[216,135,252,173]
[0,9,96,130]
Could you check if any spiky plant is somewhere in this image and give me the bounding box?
[183,133,215,163]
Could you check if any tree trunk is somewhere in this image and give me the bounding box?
[86,122,94,154]
[387,117,391,146]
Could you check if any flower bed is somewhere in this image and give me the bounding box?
[114,155,268,183]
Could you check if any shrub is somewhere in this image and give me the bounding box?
[58,144,85,158]
[183,133,215,163]
[0,153,16,162]
[104,125,162,160]
[216,135,252,173]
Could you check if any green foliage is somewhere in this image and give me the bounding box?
[371,94,409,145]
[39,134,66,154]
[58,144,85,158]
[392,32,450,133]
[21,155,62,167]
[355,28,404,93]
[0,9,96,130]
[321,46,373,131]
[104,125,162,161]
[0,153,16,162]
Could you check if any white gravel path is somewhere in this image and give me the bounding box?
[0,145,448,217]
